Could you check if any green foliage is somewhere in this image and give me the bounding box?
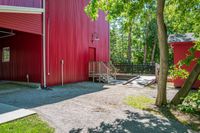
[0,115,54,133]
[166,0,200,35]
[124,96,155,110]
[169,65,189,79]
[178,90,200,114]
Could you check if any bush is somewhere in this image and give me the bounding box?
[178,90,200,114]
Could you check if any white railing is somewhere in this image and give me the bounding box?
[89,61,117,83]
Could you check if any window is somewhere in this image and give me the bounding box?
[2,47,10,62]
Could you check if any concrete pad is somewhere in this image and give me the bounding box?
[0,103,36,124]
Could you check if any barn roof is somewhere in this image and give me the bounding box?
[168,33,196,43]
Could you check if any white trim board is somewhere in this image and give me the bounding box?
[0,5,44,14]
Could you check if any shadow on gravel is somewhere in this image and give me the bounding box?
[0,82,106,113]
[70,110,191,133]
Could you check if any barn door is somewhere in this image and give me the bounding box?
[89,47,96,61]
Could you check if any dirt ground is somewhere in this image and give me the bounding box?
[0,81,195,133]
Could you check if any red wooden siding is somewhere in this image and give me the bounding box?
[0,31,42,83]
[0,0,42,8]
[0,0,109,86]
[171,42,200,88]
[88,11,110,62]
[45,0,109,86]
[0,13,42,35]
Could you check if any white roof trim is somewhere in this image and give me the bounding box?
[0,5,44,14]
[168,33,196,43]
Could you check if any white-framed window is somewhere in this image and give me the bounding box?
[2,47,10,62]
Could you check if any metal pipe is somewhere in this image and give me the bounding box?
[0,34,15,39]
[43,0,47,88]
[0,30,13,34]
[99,62,101,82]
[47,17,50,76]
[61,59,64,86]
[26,74,29,83]
[0,30,15,39]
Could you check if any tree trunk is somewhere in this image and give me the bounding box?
[121,31,124,62]
[155,0,168,106]
[151,36,157,64]
[171,63,200,105]
[143,21,149,64]
[127,27,132,64]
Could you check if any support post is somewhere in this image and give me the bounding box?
[99,62,101,82]
[61,59,64,86]
[93,61,95,82]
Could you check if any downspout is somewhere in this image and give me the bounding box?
[43,0,47,88]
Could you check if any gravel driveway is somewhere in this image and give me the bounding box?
[0,82,194,133]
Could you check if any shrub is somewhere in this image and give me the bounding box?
[178,90,200,114]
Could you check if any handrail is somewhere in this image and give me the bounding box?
[108,62,117,79]
[89,61,117,82]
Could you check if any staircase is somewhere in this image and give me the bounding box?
[89,61,117,83]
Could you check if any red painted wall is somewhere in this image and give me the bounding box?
[0,0,109,86]
[171,42,200,88]
[0,0,42,8]
[45,0,110,86]
[0,13,42,35]
[0,31,42,83]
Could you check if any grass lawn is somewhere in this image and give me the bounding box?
[124,96,155,110]
[124,95,200,131]
[0,115,54,133]
[0,83,27,90]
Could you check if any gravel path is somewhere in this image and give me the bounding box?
[0,82,195,133]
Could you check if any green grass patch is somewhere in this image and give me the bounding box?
[0,83,27,90]
[124,96,155,110]
[0,115,54,133]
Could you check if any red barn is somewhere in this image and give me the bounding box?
[0,0,110,87]
[169,33,200,88]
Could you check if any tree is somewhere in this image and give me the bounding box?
[127,26,132,64]
[143,20,149,64]
[166,0,200,105]
[155,0,168,106]
[85,0,170,106]
[171,63,200,105]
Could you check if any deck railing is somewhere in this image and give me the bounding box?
[114,63,156,75]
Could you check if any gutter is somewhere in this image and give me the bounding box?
[0,5,44,14]
[43,0,47,88]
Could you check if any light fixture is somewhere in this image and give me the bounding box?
[91,32,100,43]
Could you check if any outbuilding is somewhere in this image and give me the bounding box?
[0,0,110,88]
[168,33,200,88]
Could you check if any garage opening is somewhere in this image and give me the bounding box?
[0,3,44,88]
[0,28,42,88]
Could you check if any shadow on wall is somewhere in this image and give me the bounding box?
[69,110,190,133]
[0,82,106,113]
